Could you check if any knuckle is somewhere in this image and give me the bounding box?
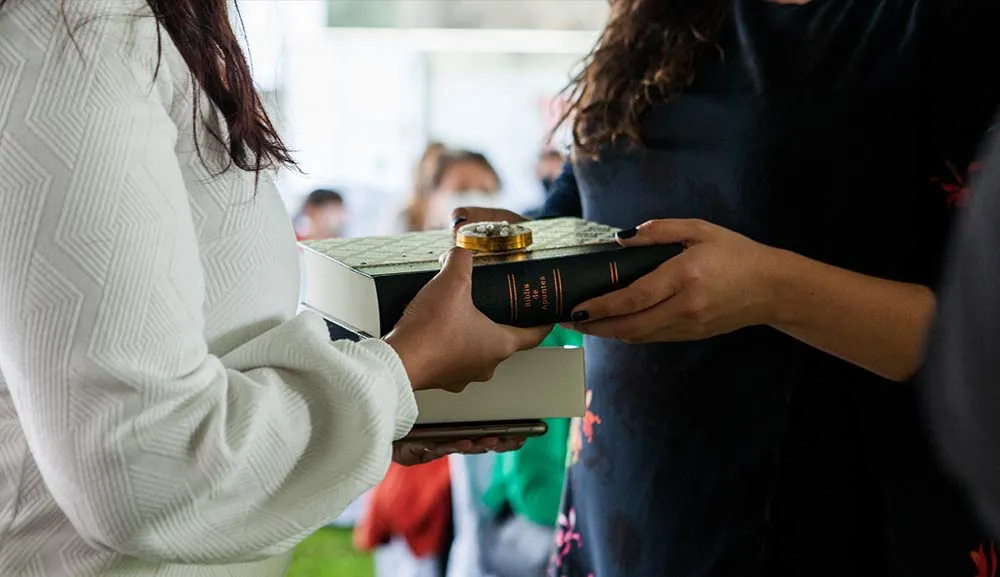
[681,262,703,284]
[690,218,711,233]
[680,295,708,320]
[623,292,646,312]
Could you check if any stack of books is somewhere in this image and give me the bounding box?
[299,217,681,435]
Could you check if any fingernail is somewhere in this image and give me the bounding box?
[571,310,590,322]
[616,227,637,240]
[452,216,467,228]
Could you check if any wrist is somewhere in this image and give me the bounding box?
[384,331,434,391]
[756,246,803,328]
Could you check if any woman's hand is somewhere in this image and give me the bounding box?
[565,219,783,343]
[450,206,527,230]
[385,247,551,392]
[392,437,526,466]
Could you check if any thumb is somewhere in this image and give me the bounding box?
[505,324,554,352]
[437,247,474,283]
[616,219,716,248]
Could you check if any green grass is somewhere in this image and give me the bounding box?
[287,527,374,577]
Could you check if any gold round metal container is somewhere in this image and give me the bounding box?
[455,222,533,253]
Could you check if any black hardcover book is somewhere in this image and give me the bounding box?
[300,217,682,337]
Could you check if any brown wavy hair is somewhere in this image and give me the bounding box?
[0,0,295,177]
[559,0,729,159]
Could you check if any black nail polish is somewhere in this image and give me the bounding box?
[571,310,590,322]
[452,216,468,228]
[616,227,638,240]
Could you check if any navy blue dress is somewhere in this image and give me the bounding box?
[542,1,1000,576]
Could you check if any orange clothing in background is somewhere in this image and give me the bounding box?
[354,459,452,557]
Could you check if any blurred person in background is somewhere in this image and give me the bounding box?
[924,121,1000,540]
[360,148,505,577]
[453,0,1000,575]
[401,142,447,233]
[536,149,565,194]
[476,326,582,577]
[0,1,547,576]
[354,456,453,577]
[422,149,503,231]
[524,149,567,219]
[294,188,347,241]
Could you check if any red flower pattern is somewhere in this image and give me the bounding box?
[972,541,997,577]
[933,160,982,208]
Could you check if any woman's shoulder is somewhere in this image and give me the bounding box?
[1,0,182,106]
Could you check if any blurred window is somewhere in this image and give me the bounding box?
[326,0,609,30]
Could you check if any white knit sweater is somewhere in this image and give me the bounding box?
[0,1,418,575]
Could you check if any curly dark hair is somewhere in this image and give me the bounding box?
[559,0,729,159]
[0,0,295,178]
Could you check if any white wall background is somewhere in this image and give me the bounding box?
[235,1,600,236]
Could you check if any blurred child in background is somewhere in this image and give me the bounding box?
[423,149,503,231]
[400,142,446,233]
[448,326,582,577]
[535,148,564,194]
[293,188,347,241]
[355,458,453,577]
[479,326,580,577]
[524,149,565,219]
[359,145,504,577]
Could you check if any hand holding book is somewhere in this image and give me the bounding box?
[563,219,781,342]
[392,437,525,466]
[383,247,552,393]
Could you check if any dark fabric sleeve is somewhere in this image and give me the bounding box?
[924,132,1000,538]
[537,161,583,219]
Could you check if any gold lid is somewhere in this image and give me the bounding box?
[455,221,533,253]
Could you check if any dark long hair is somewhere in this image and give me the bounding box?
[559,0,729,159]
[0,0,295,176]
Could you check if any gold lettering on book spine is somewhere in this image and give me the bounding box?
[553,268,564,315]
[507,273,518,323]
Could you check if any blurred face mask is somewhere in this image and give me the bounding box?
[321,207,345,236]
[429,190,501,230]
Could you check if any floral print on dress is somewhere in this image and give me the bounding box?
[569,389,602,466]
[932,160,982,208]
[972,541,997,577]
[553,508,583,569]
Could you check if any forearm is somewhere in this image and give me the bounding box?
[767,249,936,382]
[25,314,416,563]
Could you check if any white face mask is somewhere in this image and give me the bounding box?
[428,190,502,230]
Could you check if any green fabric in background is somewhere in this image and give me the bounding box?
[482,417,569,527]
[482,325,581,528]
[539,324,584,348]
